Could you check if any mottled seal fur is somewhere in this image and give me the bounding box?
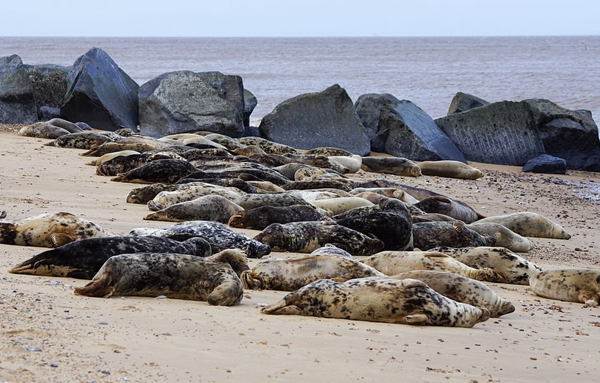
[416,160,484,180]
[412,220,487,250]
[476,212,571,239]
[74,249,249,306]
[8,236,212,279]
[412,195,483,223]
[96,151,186,176]
[144,195,244,223]
[431,246,543,285]
[262,277,491,327]
[111,159,197,184]
[232,192,315,210]
[529,269,600,307]
[350,187,420,204]
[147,182,245,211]
[86,150,141,166]
[467,222,534,252]
[305,147,354,156]
[0,212,113,248]
[129,220,271,258]
[360,156,422,177]
[228,204,333,230]
[237,137,297,154]
[362,250,504,282]
[311,197,375,215]
[336,210,413,251]
[254,221,385,256]
[45,131,119,149]
[309,244,353,258]
[391,270,515,317]
[19,121,70,139]
[240,253,385,291]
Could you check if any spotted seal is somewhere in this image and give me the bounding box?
[232,192,315,211]
[18,121,71,139]
[529,269,600,307]
[431,246,543,285]
[253,221,384,256]
[237,137,297,154]
[467,222,534,252]
[311,196,375,215]
[328,155,363,173]
[144,195,244,223]
[309,244,353,258]
[336,210,413,251]
[362,250,503,282]
[147,182,245,211]
[0,212,113,248]
[96,151,187,176]
[391,270,515,317]
[415,160,484,180]
[412,220,487,250]
[304,147,354,156]
[476,212,571,239]
[85,150,141,166]
[360,156,422,177]
[110,159,197,184]
[350,187,420,204]
[412,195,483,223]
[45,131,120,149]
[262,277,491,327]
[74,249,248,306]
[8,236,212,279]
[228,204,333,230]
[81,135,178,156]
[129,220,271,258]
[240,253,385,291]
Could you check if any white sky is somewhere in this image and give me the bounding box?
[3,0,599,37]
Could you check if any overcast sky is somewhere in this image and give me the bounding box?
[3,0,599,37]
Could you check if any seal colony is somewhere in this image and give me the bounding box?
[6,124,590,331]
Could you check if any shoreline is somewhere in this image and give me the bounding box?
[1,125,599,382]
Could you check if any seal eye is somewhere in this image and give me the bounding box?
[595,274,600,284]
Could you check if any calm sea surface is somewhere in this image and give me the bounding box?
[1,36,599,123]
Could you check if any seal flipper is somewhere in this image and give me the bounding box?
[51,233,76,247]
[261,302,303,315]
[404,314,431,325]
[74,274,116,298]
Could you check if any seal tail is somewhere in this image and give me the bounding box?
[261,298,302,315]
[74,274,116,298]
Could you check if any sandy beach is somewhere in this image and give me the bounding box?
[1,124,599,383]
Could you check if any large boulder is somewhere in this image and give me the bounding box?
[258,84,370,155]
[524,99,600,172]
[435,101,546,166]
[522,154,567,174]
[24,63,70,120]
[0,55,37,124]
[138,70,245,138]
[61,47,139,131]
[447,92,490,114]
[355,93,466,162]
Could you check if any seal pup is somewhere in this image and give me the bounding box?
[336,210,413,251]
[360,156,422,177]
[110,159,197,184]
[412,220,487,250]
[415,160,484,180]
[129,220,271,258]
[74,249,248,306]
[328,155,363,173]
[467,222,534,252]
[391,270,515,317]
[0,212,113,248]
[476,212,571,239]
[350,187,420,204]
[362,250,503,282]
[8,236,212,279]
[144,195,244,223]
[240,253,385,291]
[431,246,543,285]
[412,195,483,223]
[254,221,385,256]
[262,277,491,327]
[228,204,334,230]
[529,269,600,307]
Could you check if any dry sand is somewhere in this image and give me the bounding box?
[1,124,599,383]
